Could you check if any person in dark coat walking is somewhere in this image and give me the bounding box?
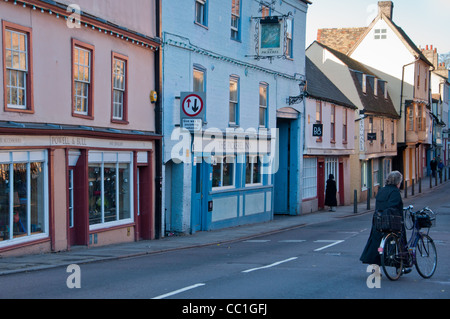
[430,158,437,177]
[325,174,337,212]
[360,171,407,268]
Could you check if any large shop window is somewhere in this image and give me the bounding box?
[0,151,48,246]
[212,156,235,189]
[88,152,133,230]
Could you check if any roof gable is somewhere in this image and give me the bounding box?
[347,12,433,67]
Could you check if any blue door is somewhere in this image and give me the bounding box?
[274,119,290,214]
[192,156,207,232]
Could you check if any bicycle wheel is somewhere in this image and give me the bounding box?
[404,209,414,230]
[415,234,437,279]
[380,233,404,281]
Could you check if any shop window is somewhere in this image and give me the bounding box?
[0,151,48,246]
[245,155,261,185]
[88,152,133,229]
[212,156,235,189]
[303,158,317,199]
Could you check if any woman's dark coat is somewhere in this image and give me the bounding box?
[325,179,337,207]
[360,184,404,265]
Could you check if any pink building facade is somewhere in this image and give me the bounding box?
[0,0,160,256]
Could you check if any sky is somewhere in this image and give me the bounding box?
[306,0,450,54]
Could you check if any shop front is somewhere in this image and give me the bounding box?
[0,125,158,257]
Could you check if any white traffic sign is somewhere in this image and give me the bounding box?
[180,92,206,132]
[182,93,204,117]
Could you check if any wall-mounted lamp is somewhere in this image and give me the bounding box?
[286,80,307,105]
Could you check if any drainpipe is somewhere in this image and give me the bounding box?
[154,0,163,239]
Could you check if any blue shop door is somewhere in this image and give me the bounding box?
[274,119,290,214]
[192,157,207,232]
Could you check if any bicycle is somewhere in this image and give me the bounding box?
[377,205,437,281]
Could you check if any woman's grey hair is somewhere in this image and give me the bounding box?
[385,171,403,186]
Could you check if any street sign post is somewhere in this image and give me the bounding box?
[180,92,206,132]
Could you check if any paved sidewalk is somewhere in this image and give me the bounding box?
[0,175,446,276]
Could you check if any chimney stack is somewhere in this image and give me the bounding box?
[378,1,394,20]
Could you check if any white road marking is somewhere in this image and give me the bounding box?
[314,240,345,252]
[244,240,271,243]
[152,283,206,299]
[242,257,298,273]
[279,240,306,243]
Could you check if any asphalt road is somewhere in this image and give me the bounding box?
[1,186,449,302]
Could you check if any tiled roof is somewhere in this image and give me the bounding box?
[305,57,357,109]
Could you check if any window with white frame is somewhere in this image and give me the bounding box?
[88,152,133,229]
[343,109,348,143]
[362,74,367,93]
[374,29,387,40]
[303,158,317,199]
[246,155,261,185]
[361,161,368,190]
[391,120,395,144]
[73,44,92,116]
[195,0,208,26]
[286,18,293,58]
[231,0,240,40]
[229,76,239,125]
[330,105,336,142]
[212,156,235,189]
[0,151,48,246]
[193,66,205,92]
[373,158,381,186]
[112,55,127,121]
[259,82,268,127]
[5,29,27,109]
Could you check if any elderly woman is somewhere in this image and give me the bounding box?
[360,171,407,268]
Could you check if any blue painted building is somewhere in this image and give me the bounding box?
[162,0,310,234]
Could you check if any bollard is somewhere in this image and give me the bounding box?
[412,179,415,196]
[367,188,371,210]
[430,175,432,189]
[419,177,422,193]
[354,190,358,214]
[436,174,438,186]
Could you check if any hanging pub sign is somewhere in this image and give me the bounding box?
[257,16,285,57]
[367,133,377,141]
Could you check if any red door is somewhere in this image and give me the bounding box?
[317,158,325,209]
[339,162,345,205]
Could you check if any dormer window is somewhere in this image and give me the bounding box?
[374,78,378,96]
[362,74,367,94]
[384,83,388,99]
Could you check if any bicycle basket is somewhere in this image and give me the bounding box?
[374,209,403,233]
[415,213,436,229]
